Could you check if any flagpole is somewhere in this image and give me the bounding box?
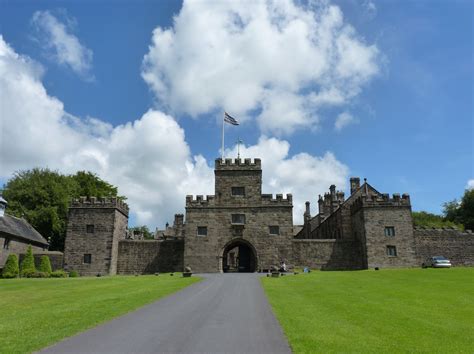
[221,111,225,161]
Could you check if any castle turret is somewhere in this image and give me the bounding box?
[63,197,129,276]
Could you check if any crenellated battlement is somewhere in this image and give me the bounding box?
[215,158,261,170]
[350,193,411,214]
[186,195,216,207]
[261,193,293,206]
[70,196,129,216]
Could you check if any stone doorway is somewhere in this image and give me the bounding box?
[221,239,257,273]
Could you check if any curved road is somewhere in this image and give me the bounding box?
[41,273,291,354]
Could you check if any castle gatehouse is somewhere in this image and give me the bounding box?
[63,158,474,275]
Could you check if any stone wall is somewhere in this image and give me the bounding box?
[19,251,64,271]
[414,228,474,266]
[63,197,128,276]
[0,236,46,269]
[291,239,364,270]
[117,240,184,274]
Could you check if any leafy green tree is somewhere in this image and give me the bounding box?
[2,254,19,278]
[129,225,154,239]
[20,245,36,276]
[444,189,474,231]
[412,211,463,230]
[39,255,52,274]
[1,168,121,251]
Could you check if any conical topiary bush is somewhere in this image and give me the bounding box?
[39,255,52,274]
[2,254,19,278]
[20,245,36,277]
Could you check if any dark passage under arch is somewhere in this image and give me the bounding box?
[222,240,257,273]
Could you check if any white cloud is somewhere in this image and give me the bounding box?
[142,0,379,135]
[31,10,94,80]
[1,35,348,228]
[0,36,211,227]
[225,136,349,223]
[466,179,474,190]
[335,111,358,131]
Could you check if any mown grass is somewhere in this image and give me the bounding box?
[262,268,474,353]
[0,274,200,353]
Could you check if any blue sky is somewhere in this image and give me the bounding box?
[1,0,472,229]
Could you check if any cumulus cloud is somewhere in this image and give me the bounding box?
[334,111,358,131]
[1,35,348,228]
[225,136,349,223]
[31,10,94,80]
[0,36,211,227]
[467,179,474,190]
[142,0,379,135]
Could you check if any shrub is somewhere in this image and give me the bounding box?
[2,254,19,278]
[38,256,52,274]
[20,245,36,277]
[51,270,68,278]
[20,269,37,278]
[68,270,79,278]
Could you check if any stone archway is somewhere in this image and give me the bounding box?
[220,239,258,273]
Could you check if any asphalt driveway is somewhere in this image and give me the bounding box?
[40,273,291,353]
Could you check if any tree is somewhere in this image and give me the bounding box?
[2,254,19,278]
[20,245,36,276]
[444,189,474,231]
[39,255,52,274]
[1,168,121,251]
[412,211,463,230]
[128,225,154,239]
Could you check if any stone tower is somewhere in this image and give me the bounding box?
[184,158,293,273]
[351,193,417,269]
[63,197,129,276]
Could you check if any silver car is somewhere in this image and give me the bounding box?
[422,256,452,268]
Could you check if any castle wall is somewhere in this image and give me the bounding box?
[414,228,474,266]
[117,240,184,274]
[184,203,293,273]
[291,239,364,270]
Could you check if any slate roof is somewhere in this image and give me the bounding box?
[0,214,49,246]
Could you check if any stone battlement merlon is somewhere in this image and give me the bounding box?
[261,193,293,205]
[215,158,262,170]
[70,196,129,216]
[350,193,411,214]
[185,195,216,207]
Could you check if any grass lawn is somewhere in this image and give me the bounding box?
[262,268,474,353]
[0,274,200,353]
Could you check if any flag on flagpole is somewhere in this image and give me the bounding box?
[224,112,239,125]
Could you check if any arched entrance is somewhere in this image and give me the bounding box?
[220,239,257,273]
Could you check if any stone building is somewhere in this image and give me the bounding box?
[0,197,51,270]
[63,158,474,275]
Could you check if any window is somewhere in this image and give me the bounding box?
[231,187,245,196]
[384,227,395,237]
[231,214,246,224]
[197,226,208,236]
[269,226,280,235]
[83,254,92,264]
[3,238,10,250]
[386,246,397,257]
[86,224,95,233]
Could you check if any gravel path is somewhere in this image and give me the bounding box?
[40,273,291,354]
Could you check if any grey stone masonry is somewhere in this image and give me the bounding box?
[351,193,417,268]
[184,158,293,273]
[63,197,128,276]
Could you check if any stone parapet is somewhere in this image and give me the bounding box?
[215,158,261,170]
[350,193,410,214]
[71,196,129,216]
[261,194,293,206]
[186,195,216,207]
